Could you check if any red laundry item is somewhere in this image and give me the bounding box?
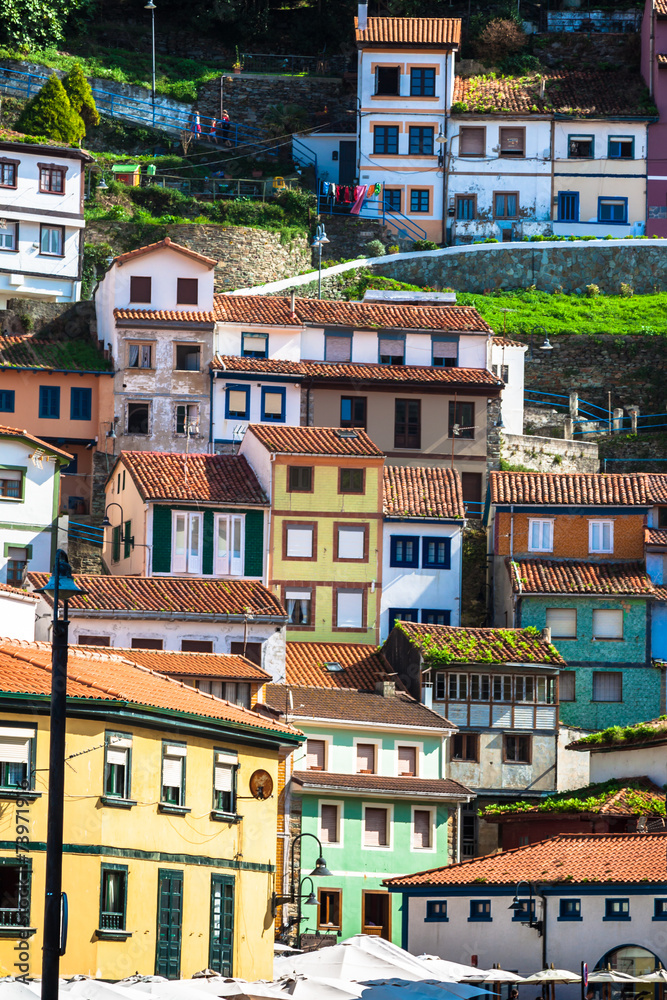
[350,184,369,215]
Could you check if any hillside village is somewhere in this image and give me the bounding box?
[0,0,666,993]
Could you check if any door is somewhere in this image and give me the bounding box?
[209,875,235,975]
[461,472,483,517]
[155,869,183,978]
[339,141,356,187]
[362,890,390,940]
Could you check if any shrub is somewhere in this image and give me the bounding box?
[264,103,310,138]
[62,63,99,130]
[365,239,386,257]
[411,239,439,251]
[620,282,634,298]
[387,245,400,254]
[16,74,85,144]
[81,240,114,298]
[473,19,526,65]
[585,283,601,297]
[130,185,189,214]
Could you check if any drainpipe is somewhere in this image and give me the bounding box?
[650,0,656,97]
[550,118,556,226]
[441,52,449,245]
[209,368,214,451]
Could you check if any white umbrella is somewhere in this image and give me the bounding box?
[639,972,667,983]
[61,984,147,1000]
[0,984,46,1000]
[288,977,366,1000]
[417,959,482,981]
[273,943,430,984]
[587,973,641,984]
[523,971,581,985]
[462,973,525,984]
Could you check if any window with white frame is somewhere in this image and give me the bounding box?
[515,676,534,702]
[161,743,186,805]
[175,403,199,436]
[412,808,433,850]
[0,222,17,251]
[336,590,363,628]
[397,745,417,777]
[128,343,152,369]
[356,743,376,774]
[592,671,623,702]
[215,513,244,576]
[0,726,34,790]
[363,806,389,847]
[171,511,202,574]
[213,750,237,814]
[306,738,326,771]
[492,675,512,701]
[337,526,365,560]
[528,519,553,552]
[104,732,132,799]
[589,520,614,554]
[435,672,446,700]
[448,674,468,700]
[536,676,555,703]
[286,525,314,559]
[320,802,341,844]
[592,609,623,639]
[546,608,577,639]
[285,588,311,625]
[470,674,490,701]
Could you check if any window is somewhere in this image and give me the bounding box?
[536,676,555,704]
[196,680,249,707]
[320,804,340,845]
[0,391,15,413]
[397,745,417,777]
[456,195,476,221]
[288,466,313,492]
[285,589,311,626]
[39,165,65,193]
[0,222,17,251]
[213,751,237,814]
[409,127,434,156]
[433,338,458,367]
[39,385,60,419]
[559,671,576,702]
[384,189,402,213]
[413,809,432,849]
[127,402,149,434]
[123,519,132,559]
[285,524,315,559]
[569,135,594,158]
[376,67,400,96]
[494,193,519,219]
[410,67,435,96]
[0,162,17,187]
[469,900,491,921]
[515,676,534,702]
[448,401,474,439]
[470,674,490,701]
[336,525,366,561]
[504,735,531,763]
[0,860,31,927]
[339,468,364,494]
[78,635,111,647]
[435,673,446,700]
[492,363,509,384]
[512,899,536,922]
[493,675,512,702]
[176,277,198,305]
[171,511,203,574]
[599,198,627,223]
[225,385,249,419]
[499,127,524,157]
[357,743,376,774]
[99,865,127,931]
[388,608,419,630]
[459,127,485,156]
[40,225,64,255]
[180,639,213,652]
[395,399,421,448]
[605,898,630,920]
[422,610,451,626]
[609,137,633,159]
[242,333,268,358]
[319,887,341,928]
[325,333,352,362]
[128,343,152,368]
[592,671,623,702]
[161,743,186,806]
[104,732,132,800]
[559,898,581,920]
[341,396,367,428]
[336,589,364,628]
[589,520,614,553]
[306,739,326,771]
[363,806,389,847]
[175,344,201,371]
[176,403,199,436]
[374,126,399,155]
[528,518,554,552]
[111,525,121,563]
[70,387,92,421]
[261,387,285,422]
[452,733,479,762]
[546,608,577,638]
[214,513,244,576]
[129,276,151,303]
[654,899,667,921]
[558,192,579,223]
[426,900,448,921]
[410,189,430,213]
[130,637,163,649]
[379,336,405,365]
[0,472,22,501]
[449,674,468,700]
[422,537,451,569]
[592,610,623,640]
[0,726,34,790]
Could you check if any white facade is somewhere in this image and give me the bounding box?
[0,587,36,640]
[213,376,301,446]
[490,340,527,435]
[588,742,667,788]
[292,133,352,186]
[0,140,91,307]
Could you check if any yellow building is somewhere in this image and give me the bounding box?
[240,425,385,644]
[0,640,302,980]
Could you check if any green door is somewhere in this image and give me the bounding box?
[155,869,183,978]
[209,874,235,975]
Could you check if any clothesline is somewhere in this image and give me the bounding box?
[320,180,383,213]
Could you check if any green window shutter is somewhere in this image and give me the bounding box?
[112,526,121,563]
[243,511,264,577]
[124,520,132,559]
[152,506,172,573]
[203,510,214,576]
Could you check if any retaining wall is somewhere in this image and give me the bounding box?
[502,433,600,473]
[197,74,355,130]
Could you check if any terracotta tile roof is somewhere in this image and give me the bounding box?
[118,451,267,504]
[212,355,502,388]
[0,640,299,739]
[646,527,667,547]
[492,337,526,348]
[657,52,667,61]
[27,574,286,619]
[285,642,391,691]
[92,648,270,681]
[354,16,461,47]
[647,475,667,503]
[214,295,489,332]
[0,132,93,160]
[384,832,667,887]
[453,70,654,118]
[292,771,471,798]
[246,424,384,457]
[383,465,465,519]
[0,336,111,372]
[654,585,667,603]
[114,309,215,324]
[508,558,655,596]
[656,0,667,19]
[113,237,217,268]
[265,683,453,728]
[0,424,73,462]
[568,717,667,752]
[489,471,649,506]
[0,583,37,600]
[389,622,565,665]
[480,777,665,820]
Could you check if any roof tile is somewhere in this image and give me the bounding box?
[480,777,665,819]
[646,527,667,547]
[113,237,217,268]
[93,647,270,680]
[355,16,461,46]
[647,475,667,503]
[285,641,390,690]
[247,424,384,457]
[0,424,73,462]
[119,451,267,504]
[509,558,655,596]
[384,465,464,519]
[389,622,565,665]
[292,771,471,797]
[0,336,111,373]
[114,309,215,324]
[0,583,37,600]
[490,471,649,506]
[265,683,453,728]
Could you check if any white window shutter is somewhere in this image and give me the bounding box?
[338,527,365,560]
[172,513,187,572]
[263,392,283,416]
[364,807,388,847]
[287,527,313,558]
[215,515,229,575]
[228,389,247,413]
[593,609,623,639]
[188,514,202,574]
[162,756,183,787]
[0,736,31,764]
[230,515,244,575]
[243,334,266,353]
[165,744,187,757]
[337,591,363,628]
[413,809,431,849]
[106,748,128,767]
[214,763,234,792]
[546,608,577,638]
[320,804,338,843]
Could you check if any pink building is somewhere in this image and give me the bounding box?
[641,0,667,235]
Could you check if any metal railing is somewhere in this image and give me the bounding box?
[239,53,348,76]
[68,520,104,546]
[317,191,427,243]
[100,911,123,930]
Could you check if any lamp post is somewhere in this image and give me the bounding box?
[529,324,554,358]
[102,503,134,550]
[144,0,157,126]
[36,551,86,1000]
[311,223,330,300]
[508,879,543,935]
[272,831,332,948]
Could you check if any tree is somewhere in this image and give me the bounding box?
[62,63,100,130]
[473,19,526,66]
[0,0,95,48]
[15,75,85,145]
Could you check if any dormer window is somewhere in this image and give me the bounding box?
[375,67,400,96]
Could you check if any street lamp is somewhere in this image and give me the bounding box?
[529,324,554,357]
[508,879,543,935]
[35,551,87,1000]
[311,223,330,300]
[102,503,134,550]
[272,831,332,947]
[144,0,157,126]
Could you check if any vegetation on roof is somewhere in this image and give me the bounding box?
[576,718,667,748]
[397,621,559,664]
[0,337,111,372]
[481,778,666,816]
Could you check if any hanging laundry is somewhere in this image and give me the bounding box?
[374,182,382,196]
[336,186,345,204]
[343,186,351,203]
[322,181,330,196]
[329,184,336,201]
[350,184,369,215]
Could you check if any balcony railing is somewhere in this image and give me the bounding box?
[100,911,124,930]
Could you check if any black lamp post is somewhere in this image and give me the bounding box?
[311,224,330,300]
[144,0,157,126]
[35,551,86,1000]
[272,831,332,947]
[102,503,134,550]
[508,879,543,935]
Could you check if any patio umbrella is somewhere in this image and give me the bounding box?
[523,971,581,985]
[587,973,642,983]
[639,972,667,983]
[286,976,366,999]
[462,973,525,984]
[417,958,482,981]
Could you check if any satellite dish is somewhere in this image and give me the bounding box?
[249,769,274,800]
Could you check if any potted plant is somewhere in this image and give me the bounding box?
[233,46,243,73]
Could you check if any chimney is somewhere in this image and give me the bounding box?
[540,626,552,644]
[358,1,368,30]
[290,290,296,317]
[375,678,396,698]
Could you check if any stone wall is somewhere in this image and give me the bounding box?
[502,433,600,473]
[197,75,355,131]
[3,299,96,339]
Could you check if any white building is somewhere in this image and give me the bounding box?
[0,583,36,640]
[0,137,93,307]
[567,717,667,788]
[490,337,527,435]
